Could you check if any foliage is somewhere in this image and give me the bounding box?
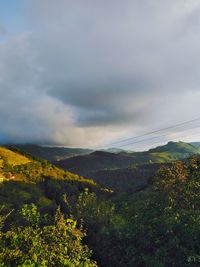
[54,142,200,192]
[1,144,200,267]
[0,205,97,267]
[119,157,200,267]
[68,157,200,267]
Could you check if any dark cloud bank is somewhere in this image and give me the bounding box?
[0,0,200,147]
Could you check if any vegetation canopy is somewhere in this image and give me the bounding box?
[0,146,200,266]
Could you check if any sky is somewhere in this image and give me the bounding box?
[0,0,200,149]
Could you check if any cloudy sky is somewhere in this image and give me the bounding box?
[0,0,200,149]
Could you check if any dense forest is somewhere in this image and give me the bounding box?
[1,146,200,266]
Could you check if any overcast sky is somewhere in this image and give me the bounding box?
[0,0,200,149]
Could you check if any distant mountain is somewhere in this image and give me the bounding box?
[100,147,130,153]
[5,141,200,191]
[54,141,200,183]
[190,142,200,148]
[55,151,136,177]
[6,144,93,161]
[149,141,200,155]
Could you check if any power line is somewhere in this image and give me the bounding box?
[115,124,200,148]
[132,133,200,151]
[119,126,200,151]
[95,122,200,151]
[116,133,167,148]
[100,116,200,149]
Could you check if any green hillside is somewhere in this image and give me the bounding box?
[1,145,200,267]
[1,147,200,267]
[54,142,200,185]
[190,142,200,148]
[0,146,98,211]
[149,141,200,154]
[0,146,104,266]
[8,142,200,171]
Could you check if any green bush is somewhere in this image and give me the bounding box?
[0,204,97,267]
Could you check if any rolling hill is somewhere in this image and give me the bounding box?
[149,141,200,155]
[1,144,200,267]
[4,141,200,192]
[0,146,99,211]
[54,141,200,183]
[190,142,200,148]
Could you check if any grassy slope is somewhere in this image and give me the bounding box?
[0,147,31,167]
[0,146,96,185]
[0,146,99,211]
[148,141,199,154]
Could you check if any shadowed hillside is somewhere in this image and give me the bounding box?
[7,144,93,161]
[54,142,200,184]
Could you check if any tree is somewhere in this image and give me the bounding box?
[0,204,97,267]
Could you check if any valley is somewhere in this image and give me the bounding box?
[11,141,198,192]
[1,142,200,266]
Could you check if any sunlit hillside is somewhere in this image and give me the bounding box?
[0,146,31,167]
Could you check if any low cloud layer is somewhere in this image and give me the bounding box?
[1,0,200,147]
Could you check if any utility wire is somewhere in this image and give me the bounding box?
[100,116,200,149]
[115,124,200,148]
[131,134,200,151]
[123,126,200,152]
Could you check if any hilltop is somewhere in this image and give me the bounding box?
[55,141,200,172]
[149,141,200,155]
[2,141,200,193]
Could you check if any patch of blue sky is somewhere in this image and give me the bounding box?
[0,0,30,35]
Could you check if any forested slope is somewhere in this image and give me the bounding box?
[1,146,200,266]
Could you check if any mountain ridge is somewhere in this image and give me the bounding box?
[53,141,200,183]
